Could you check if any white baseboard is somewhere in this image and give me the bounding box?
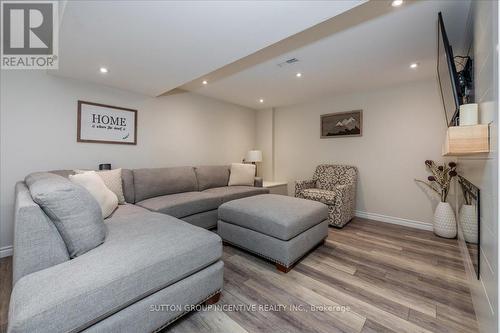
[0,245,13,258]
[355,210,433,231]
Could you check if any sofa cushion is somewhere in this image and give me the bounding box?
[136,192,221,218]
[8,212,222,333]
[218,194,328,241]
[13,182,70,284]
[121,169,135,203]
[25,172,105,258]
[75,169,126,204]
[228,163,255,186]
[69,171,119,218]
[194,165,230,191]
[133,167,198,202]
[98,169,126,204]
[203,185,269,203]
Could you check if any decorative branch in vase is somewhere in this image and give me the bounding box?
[415,160,458,238]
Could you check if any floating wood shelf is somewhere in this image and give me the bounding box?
[443,124,490,156]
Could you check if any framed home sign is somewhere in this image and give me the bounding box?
[77,101,137,145]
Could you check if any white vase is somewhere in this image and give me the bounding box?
[460,204,478,244]
[433,202,457,238]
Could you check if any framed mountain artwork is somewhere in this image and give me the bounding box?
[320,110,362,138]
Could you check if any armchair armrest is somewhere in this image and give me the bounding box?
[333,183,357,212]
[295,179,316,197]
[334,183,356,195]
[334,183,352,191]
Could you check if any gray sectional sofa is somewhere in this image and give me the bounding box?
[128,165,267,229]
[8,165,269,333]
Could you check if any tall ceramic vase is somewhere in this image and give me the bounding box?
[460,204,478,244]
[433,202,457,238]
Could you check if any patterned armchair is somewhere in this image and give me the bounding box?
[295,165,357,228]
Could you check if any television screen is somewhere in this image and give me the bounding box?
[437,12,461,126]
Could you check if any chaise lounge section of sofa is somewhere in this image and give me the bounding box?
[9,182,223,333]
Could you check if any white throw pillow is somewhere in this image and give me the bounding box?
[75,168,125,204]
[69,171,118,218]
[228,163,256,186]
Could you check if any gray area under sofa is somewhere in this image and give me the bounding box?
[9,165,268,333]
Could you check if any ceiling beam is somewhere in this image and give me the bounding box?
[163,0,417,97]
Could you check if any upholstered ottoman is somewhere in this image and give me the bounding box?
[217,194,328,272]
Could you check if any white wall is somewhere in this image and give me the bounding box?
[458,1,499,332]
[261,79,448,228]
[256,108,274,180]
[0,71,257,253]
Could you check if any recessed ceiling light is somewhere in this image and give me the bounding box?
[296,72,302,78]
[410,62,419,69]
[391,0,403,7]
[202,80,208,85]
[259,99,264,103]
[99,67,108,73]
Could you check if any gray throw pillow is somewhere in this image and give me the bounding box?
[25,172,106,258]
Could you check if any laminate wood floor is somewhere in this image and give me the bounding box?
[0,256,11,333]
[0,218,478,333]
[168,218,478,333]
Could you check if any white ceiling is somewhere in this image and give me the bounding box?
[52,0,365,96]
[185,0,472,109]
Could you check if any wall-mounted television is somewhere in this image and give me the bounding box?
[437,12,462,127]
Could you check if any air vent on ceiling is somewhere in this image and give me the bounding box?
[277,58,299,67]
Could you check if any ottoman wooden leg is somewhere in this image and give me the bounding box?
[276,263,291,273]
[203,292,221,305]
